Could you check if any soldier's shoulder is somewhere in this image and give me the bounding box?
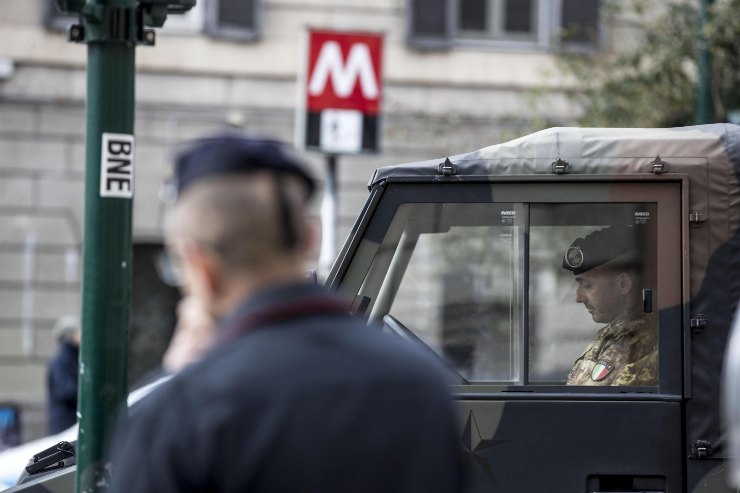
[612,314,657,337]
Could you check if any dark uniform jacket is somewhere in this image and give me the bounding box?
[47,341,79,434]
[110,283,465,493]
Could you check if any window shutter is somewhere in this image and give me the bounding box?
[206,0,261,41]
[560,0,601,47]
[407,0,454,50]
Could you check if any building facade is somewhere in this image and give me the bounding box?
[0,0,610,441]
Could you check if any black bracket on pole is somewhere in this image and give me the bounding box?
[57,0,195,46]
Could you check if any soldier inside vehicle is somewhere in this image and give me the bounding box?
[561,225,658,386]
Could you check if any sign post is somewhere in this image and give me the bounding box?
[53,1,194,492]
[303,30,383,272]
[74,5,137,490]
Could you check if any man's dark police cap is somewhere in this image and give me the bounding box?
[174,133,315,198]
[562,225,641,275]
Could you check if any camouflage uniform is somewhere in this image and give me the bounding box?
[567,314,658,386]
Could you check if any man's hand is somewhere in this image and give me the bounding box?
[163,296,215,373]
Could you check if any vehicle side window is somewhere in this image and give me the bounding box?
[363,203,523,383]
[387,205,523,382]
[528,204,658,386]
[354,198,660,388]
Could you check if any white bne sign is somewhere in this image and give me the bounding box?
[100,133,135,199]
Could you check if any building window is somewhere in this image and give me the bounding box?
[45,0,77,33]
[408,0,455,50]
[407,0,601,51]
[205,0,261,42]
[560,0,601,47]
[159,1,205,35]
[459,0,538,42]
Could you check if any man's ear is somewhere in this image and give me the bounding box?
[301,216,320,261]
[616,272,633,295]
[182,242,222,309]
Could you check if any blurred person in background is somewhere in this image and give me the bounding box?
[109,133,465,493]
[47,316,81,434]
[0,406,20,451]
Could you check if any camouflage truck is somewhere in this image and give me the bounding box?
[6,124,740,493]
[326,124,740,492]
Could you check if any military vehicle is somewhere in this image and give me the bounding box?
[325,124,740,492]
[5,124,740,492]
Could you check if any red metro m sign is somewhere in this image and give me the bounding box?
[305,30,383,154]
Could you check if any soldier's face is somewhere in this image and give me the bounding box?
[574,265,629,323]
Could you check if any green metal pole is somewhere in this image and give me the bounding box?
[695,0,714,124]
[75,1,136,492]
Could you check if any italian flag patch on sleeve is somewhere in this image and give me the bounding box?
[591,360,614,381]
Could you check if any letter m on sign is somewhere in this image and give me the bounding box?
[305,30,383,154]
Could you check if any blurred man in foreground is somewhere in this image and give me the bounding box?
[562,226,658,386]
[109,134,464,493]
